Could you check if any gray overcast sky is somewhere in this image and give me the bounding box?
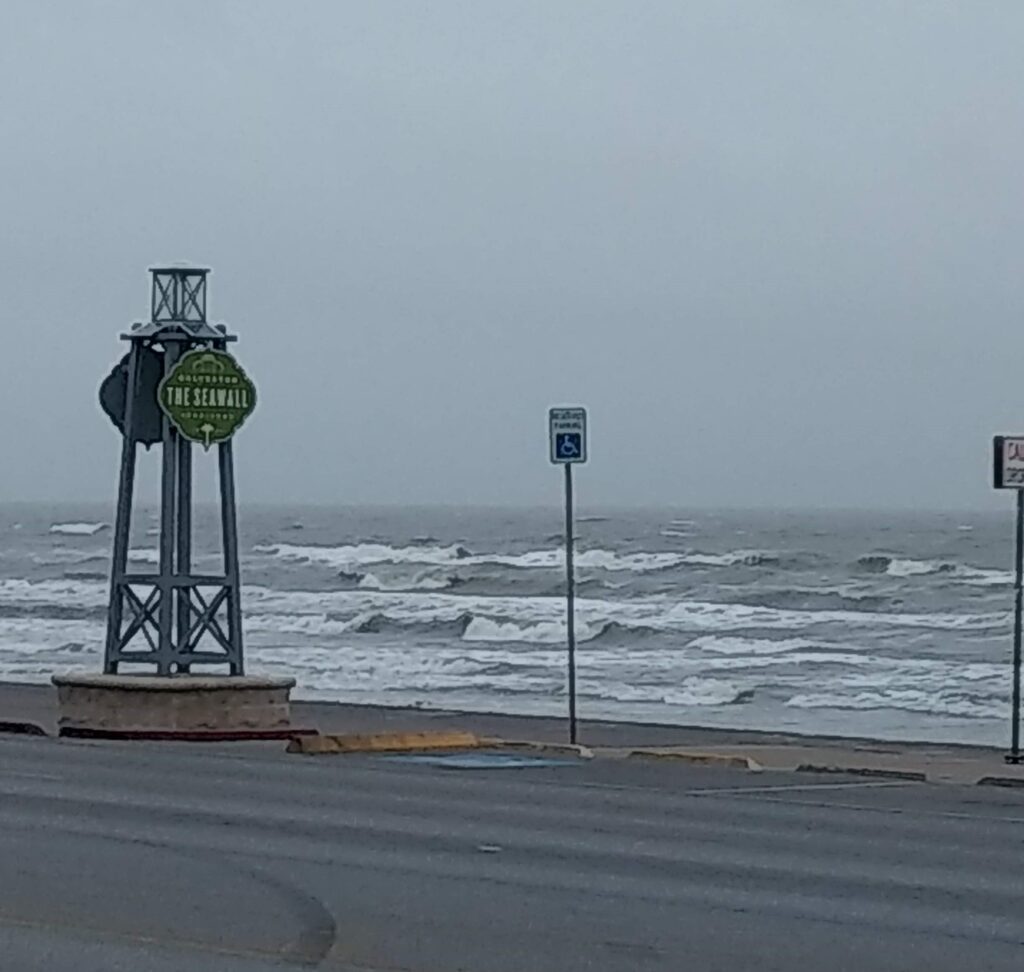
[2,1,1022,509]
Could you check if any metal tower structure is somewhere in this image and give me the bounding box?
[102,267,245,675]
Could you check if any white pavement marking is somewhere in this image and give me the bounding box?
[689,780,921,796]
[748,793,1024,824]
[0,771,63,782]
[570,778,917,797]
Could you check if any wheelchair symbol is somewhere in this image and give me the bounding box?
[556,433,582,459]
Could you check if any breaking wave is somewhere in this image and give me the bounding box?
[786,688,1002,720]
[855,554,1011,585]
[348,611,474,637]
[680,550,781,568]
[50,522,108,537]
[0,576,1007,643]
[463,617,602,644]
[885,557,957,578]
[357,571,459,592]
[255,541,686,573]
[687,635,821,656]
[722,587,892,612]
[585,678,750,707]
[255,542,824,575]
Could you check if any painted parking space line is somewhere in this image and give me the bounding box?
[568,777,918,798]
[741,791,1024,824]
[688,780,921,796]
[0,770,64,783]
[383,753,581,770]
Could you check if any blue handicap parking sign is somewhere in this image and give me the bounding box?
[556,432,582,460]
[549,406,587,464]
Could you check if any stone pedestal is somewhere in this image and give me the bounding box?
[52,673,298,740]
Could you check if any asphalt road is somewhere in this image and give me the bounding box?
[1,736,1024,970]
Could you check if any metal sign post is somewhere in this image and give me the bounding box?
[993,436,1024,763]
[550,407,587,744]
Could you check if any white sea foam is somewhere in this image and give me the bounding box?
[886,558,934,577]
[680,552,745,567]
[0,576,1004,641]
[256,542,468,569]
[239,632,998,726]
[239,635,751,712]
[783,650,877,667]
[660,682,746,706]
[960,568,1014,587]
[588,677,743,707]
[462,618,569,644]
[244,613,353,636]
[4,510,1015,739]
[255,542,687,574]
[240,586,1006,644]
[243,641,566,707]
[358,571,458,592]
[876,555,1006,584]
[0,617,103,656]
[688,635,819,656]
[50,522,108,537]
[0,584,1004,730]
[575,549,683,571]
[786,689,1000,720]
[679,643,878,671]
[0,578,106,609]
[462,617,606,644]
[253,541,812,575]
[679,550,780,568]
[0,573,1009,732]
[885,557,951,578]
[783,655,1007,720]
[409,573,457,591]
[128,548,159,564]
[35,548,106,566]
[657,598,1004,634]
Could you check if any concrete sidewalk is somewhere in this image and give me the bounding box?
[3,679,1023,786]
[615,741,1024,785]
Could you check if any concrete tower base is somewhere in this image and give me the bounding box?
[52,673,298,740]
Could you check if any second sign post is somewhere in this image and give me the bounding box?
[994,436,1024,764]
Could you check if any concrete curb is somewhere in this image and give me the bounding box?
[0,721,48,737]
[627,749,762,771]
[482,739,595,759]
[60,727,318,742]
[976,776,1024,788]
[796,763,926,782]
[287,730,480,755]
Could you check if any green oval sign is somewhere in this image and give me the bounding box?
[158,349,257,449]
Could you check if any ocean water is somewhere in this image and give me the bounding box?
[0,503,1018,745]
